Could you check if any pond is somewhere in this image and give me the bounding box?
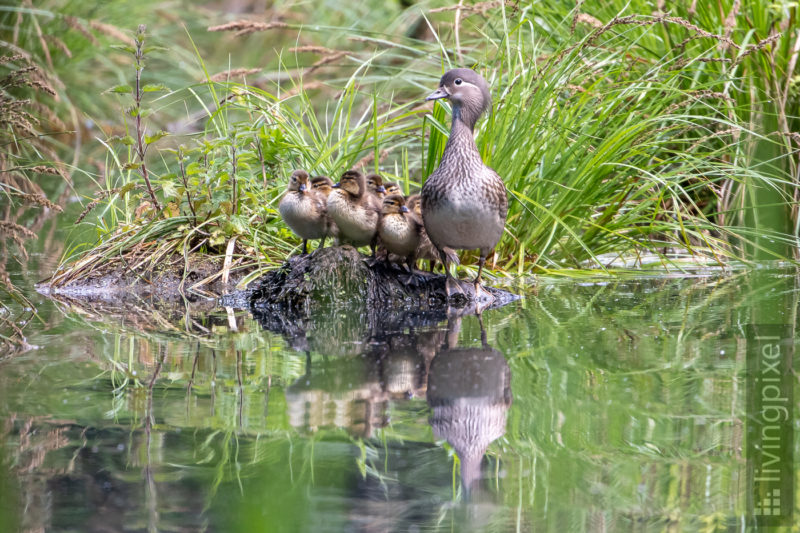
[1,259,797,532]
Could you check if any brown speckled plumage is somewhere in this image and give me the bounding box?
[378,194,421,271]
[421,68,508,296]
[279,170,336,254]
[327,170,382,252]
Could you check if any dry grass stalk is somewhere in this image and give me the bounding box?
[21,193,62,212]
[207,20,288,37]
[665,90,735,114]
[75,185,143,223]
[0,221,36,259]
[429,0,514,16]
[0,221,36,240]
[44,35,72,58]
[305,51,347,74]
[209,68,262,82]
[736,32,782,63]
[289,45,338,55]
[354,149,390,170]
[280,80,325,100]
[88,20,130,44]
[570,0,584,34]
[575,13,602,29]
[63,16,99,45]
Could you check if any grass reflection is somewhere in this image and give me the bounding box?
[1,270,798,530]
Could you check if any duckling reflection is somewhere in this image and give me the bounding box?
[427,316,512,494]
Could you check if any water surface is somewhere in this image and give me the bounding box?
[1,266,797,532]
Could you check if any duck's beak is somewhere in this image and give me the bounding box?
[376,185,386,193]
[400,205,409,213]
[332,183,340,188]
[426,87,448,101]
[299,183,306,192]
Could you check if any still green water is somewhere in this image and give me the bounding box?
[1,264,798,532]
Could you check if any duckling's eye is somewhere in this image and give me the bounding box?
[454,78,462,85]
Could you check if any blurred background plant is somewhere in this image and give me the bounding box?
[2,0,799,346]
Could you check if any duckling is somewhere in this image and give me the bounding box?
[327,170,381,252]
[365,173,387,199]
[310,175,335,197]
[406,194,422,216]
[310,176,339,241]
[278,169,335,254]
[422,68,508,299]
[384,182,402,197]
[378,194,421,272]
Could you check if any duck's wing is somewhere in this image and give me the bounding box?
[487,167,509,222]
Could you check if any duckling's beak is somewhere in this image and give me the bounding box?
[426,87,448,101]
[400,205,409,213]
[299,183,306,192]
[376,185,386,193]
[332,183,340,188]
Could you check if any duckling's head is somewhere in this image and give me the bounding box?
[335,170,365,197]
[426,68,491,127]
[310,176,334,196]
[288,169,310,192]
[365,173,386,195]
[382,194,408,215]
[384,182,402,197]
[406,193,422,216]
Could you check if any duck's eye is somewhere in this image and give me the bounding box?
[454,78,462,85]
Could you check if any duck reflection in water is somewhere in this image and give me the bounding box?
[427,315,512,495]
[281,308,511,498]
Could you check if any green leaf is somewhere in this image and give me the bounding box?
[145,130,167,145]
[119,182,137,195]
[108,84,133,94]
[209,230,226,247]
[110,44,136,54]
[186,162,202,175]
[142,83,169,93]
[108,135,136,146]
[160,180,177,199]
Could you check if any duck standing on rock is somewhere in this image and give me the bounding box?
[279,169,336,254]
[327,170,381,254]
[422,68,508,299]
[378,194,422,272]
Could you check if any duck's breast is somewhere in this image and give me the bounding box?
[422,170,506,251]
[327,191,377,246]
[379,215,417,256]
[279,192,327,240]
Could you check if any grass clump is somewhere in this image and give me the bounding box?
[47,0,800,291]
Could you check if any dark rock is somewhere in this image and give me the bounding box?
[223,246,519,345]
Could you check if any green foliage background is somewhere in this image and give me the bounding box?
[2,0,799,296]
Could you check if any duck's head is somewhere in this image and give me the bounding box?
[288,169,310,192]
[334,170,365,197]
[382,194,408,215]
[426,68,491,127]
[406,193,422,216]
[384,182,402,197]
[365,173,386,195]
[310,175,334,196]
